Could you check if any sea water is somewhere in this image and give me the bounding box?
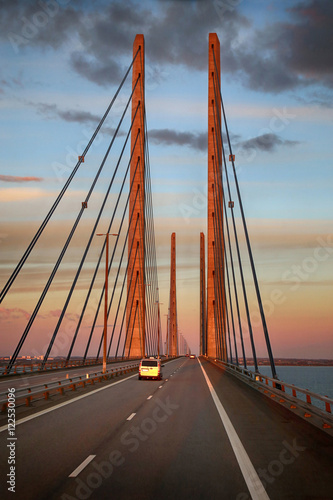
[248,364,333,410]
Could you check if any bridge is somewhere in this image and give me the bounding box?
[0,34,332,500]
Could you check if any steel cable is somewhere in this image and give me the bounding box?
[0,51,139,304]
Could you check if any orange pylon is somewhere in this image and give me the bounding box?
[125,34,146,359]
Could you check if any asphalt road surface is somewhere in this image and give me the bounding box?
[0,357,332,500]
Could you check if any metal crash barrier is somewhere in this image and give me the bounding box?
[0,363,140,412]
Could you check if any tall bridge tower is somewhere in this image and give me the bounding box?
[200,232,206,355]
[125,34,146,358]
[207,33,226,360]
[169,232,178,356]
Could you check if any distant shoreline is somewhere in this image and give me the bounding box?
[1,356,332,367]
[240,358,333,367]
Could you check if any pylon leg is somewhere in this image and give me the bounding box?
[125,35,145,359]
[169,233,178,356]
[200,232,206,355]
[207,33,225,359]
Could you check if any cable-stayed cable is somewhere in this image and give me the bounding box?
[95,160,140,359]
[6,88,140,373]
[107,200,140,358]
[142,103,161,356]
[212,51,277,378]
[112,234,140,359]
[42,95,140,367]
[0,52,139,305]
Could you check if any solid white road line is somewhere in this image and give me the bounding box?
[0,373,138,433]
[69,455,96,478]
[127,413,136,421]
[199,359,270,500]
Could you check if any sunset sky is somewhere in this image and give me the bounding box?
[0,0,332,360]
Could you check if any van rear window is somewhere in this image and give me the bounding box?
[141,360,158,367]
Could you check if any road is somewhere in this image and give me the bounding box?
[0,357,332,499]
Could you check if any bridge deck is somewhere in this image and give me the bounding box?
[0,357,332,499]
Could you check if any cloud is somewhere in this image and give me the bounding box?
[146,1,249,72]
[0,76,23,90]
[0,307,31,321]
[0,0,83,50]
[0,175,43,183]
[0,0,332,96]
[34,101,100,124]
[239,133,300,152]
[68,0,333,94]
[149,128,299,154]
[149,129,207,151]
[42,310,79,321]
[0,0,247,85]
[231,0,333,93]
[70,52,124,87]
[67,1,154,87]
[293,90,333,109]
[287,1,333,84]
[29,101,121,137]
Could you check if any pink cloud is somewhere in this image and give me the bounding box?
[0,175,43,183]
[48,309,62,318]
[0,307,31,321]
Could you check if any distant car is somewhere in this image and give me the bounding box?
[138,358,163,380]
[185,354,189,357]
[190,354,196,359]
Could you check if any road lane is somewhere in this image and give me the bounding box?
[49,357,250,500]
[200,358,333,500]
[199,359,269,500]
[0,358,183,500]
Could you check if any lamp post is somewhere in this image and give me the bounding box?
[96,232,118,374]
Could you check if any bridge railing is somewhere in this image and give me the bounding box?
[0,357,141,376]
[0,362,140,413]
[208,357,333,415]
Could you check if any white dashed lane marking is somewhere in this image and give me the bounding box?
[127,413,136,421]
[69,455,96,478]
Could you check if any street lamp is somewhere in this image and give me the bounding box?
[96,232,118,374]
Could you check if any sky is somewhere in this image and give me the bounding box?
[0,0,332,361]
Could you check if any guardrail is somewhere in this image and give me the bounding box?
[208,358,333,418]
[0,363,139,413]
[0,357,141,376]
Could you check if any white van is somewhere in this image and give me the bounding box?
[138,358,162,380]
